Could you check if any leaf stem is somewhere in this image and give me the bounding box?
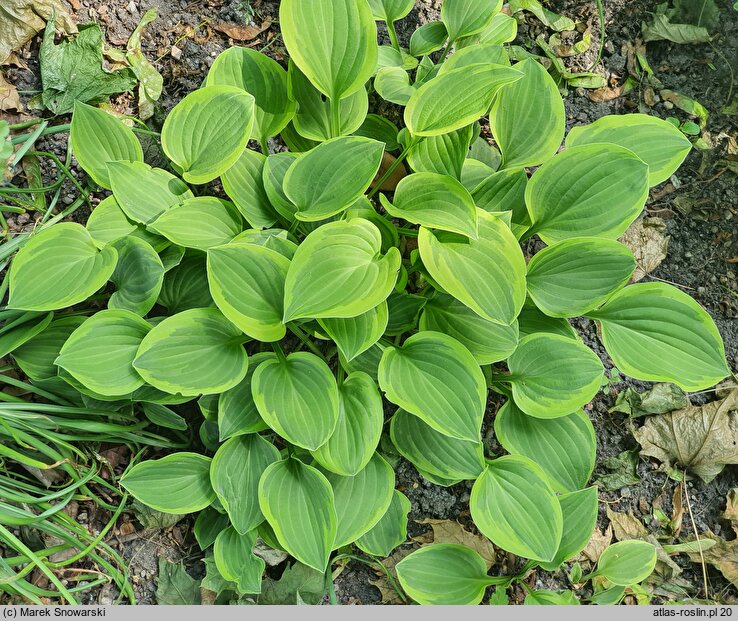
[387,20,401,52]
[396,227,418,238]
[587,0,605,71]
[366,138,419,199]
[330,97,342,138]
[260,137,270,155]
[288,324,328,362]
[271,341,288,364]
[438,38,454,64]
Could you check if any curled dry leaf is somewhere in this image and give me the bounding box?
[579,524,612,563]
[414,518,495,569]
[634,390,738,483]
[618,217,669,283]
[375,151,408,191]
[0,73,21,111]
[0,0,76,65]
[213,20,272,41]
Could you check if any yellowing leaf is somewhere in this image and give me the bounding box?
[0,0,76,65]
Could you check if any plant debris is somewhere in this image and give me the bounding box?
[610,383,688,417]
[0,0,76,65]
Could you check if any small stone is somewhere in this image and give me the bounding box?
[604,40,615,54]
[127,0,137,14]
[664,101,674,110]
[171,45,182,60]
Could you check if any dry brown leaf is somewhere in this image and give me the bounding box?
[606,507,648,541]
[579,524,612,563]
[671,482,684,537]
[213,20,271,41]
[634,390,738,483]
[414,519,495,569]
[0,73,21,111]
[0,0,76,65]
[368,548,413,604]
[619,216,669,282]
[723,488,738,534]
[687,532,738,589]
[589,84,625,103]
[374,152,408,192]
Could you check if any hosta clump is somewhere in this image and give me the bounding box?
[4,0,728,605]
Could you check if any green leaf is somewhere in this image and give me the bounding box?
[195,508,230,550]
[468,136,502,171]
[507,334,604,419]
[385,292,426,335]
[283,219,400,321]
[259,562,325,605]
[325,453,395,547]
[122,452,215,514]
[420,293,518,365]
[133,308,249,396]
[405,64,522,137]
[461,12,517,45]
[263,152,299,221]
[367,0,414,22]
[374,66,416,106]
[288,63,368,141]
[161,85,255,184]
[517,300,579,340]
[252,352,339,451]
[280,0,377,101]
[380,172,478,238]
[525,589,579,605]
[217,352,272,440]
[409,22,448,56]
[156,559,200,604]
[108,161,192,225]
[141,402,187,431]
[8,223,117,312]
[378,331,486,441]
[391,409,485,481]
[311,372,384,476]
[157,253,214,314]
[149,197,242,251]
[12,316,85,381]
[526,238,636,318]
[418,210,526,325]
[593,541,657,586]
[440,43,509,73]
[70,102,142,188]
[471,167,530,237]
[207,46,295,143]
[0,312,53,359]
[56,310,150,397]
[318,303,387,362]
[86,196,137,246]
[494,401,595,492]
[109,236,165,316]
[211,435,280,535]
[221,149,278,229]
[356,489,410,557]
[566,114,692,186]
[283,137,384,222]
[525,144,649,244]
[402,126,473,180]
[538,487,598,571]
[442,0,502,40]
[355,114,400,151]
[489,58,565,169]
[258,458,337,571]
[214,527,265,594]
[231,229,297,260]
[586,282,729,391]
[396,544,492,605]
[470,456,563,562]
[207,243,289,342]
[508,0,575,31]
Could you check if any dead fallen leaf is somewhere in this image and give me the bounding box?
[671,483,684,537]
[368,548,413,604]
[723,488,738,534]
[579,525,612,563]
[610,382,688,417]
[414,519,495,569]
[374,152,408,192]
[0,73,21,111]
[0,0,77,65]
[634,390,738,483]
[606,507,648,541]
[589,84,625,103]
[687,532,738,589]
[619,216,669,282]
[213,20,271,41]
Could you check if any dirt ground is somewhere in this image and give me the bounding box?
[2,0,737,606]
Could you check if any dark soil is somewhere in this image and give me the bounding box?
[2,0,737,606]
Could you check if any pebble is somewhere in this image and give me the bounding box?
[664,101,674,110]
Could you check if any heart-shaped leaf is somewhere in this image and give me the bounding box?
[409,22,448,56]
[374,67,416,106]
[161,85,255,184]
[108,236,165,316]
[213,527,265,594]
[471,167,530,237]
[217,352,272,440]
[593,541,657,586]
[442,0,502,40]
[9,223,117,312]
[318,303,388,362]
[157,253,214,314]
[263,152,299,221]
[470,455,563,562]
[86,196,137,246]
[133,308,249,396]
[517,300,579,340]
[252,352,339,450]
[150,197,243,250]
[221,149,278,229]
[12,316,86,381]
[402,125,474,179]
[356,489,410,557]
[378,331,486,441]
[367,0,414,22]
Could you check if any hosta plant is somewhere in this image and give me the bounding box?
[3,0,728,605]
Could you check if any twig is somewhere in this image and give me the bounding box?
[682,476,709,600]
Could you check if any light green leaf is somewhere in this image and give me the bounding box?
[396,544,492,605]
[586,282,729,391]
[566,114,692,187]
[356,489,410,557]
[525,144,649,244]
[325,453,395,547]
[494,401,595,492]
[207,243,289,342]
[380,172,478,238]
[161,85,255,184]
[12,316,85,381]
[157,253,214,314]
[367,0,414,22]
[472,167,530,237]
[283,219,401,321]
[489,58,565,169]
[442,0,503,40]
[109,236,165,316]
[0,312,53,359]
[217,352,272,440]
[280,0,377,101]
[70,101,142,188]
[221,149,278,229]
[391,408,485,481]
[86,196,137,246]
[318,303,387,362]
[525,590,579,605]
[259,458,337,571]
[231,228,298,260]
[150,197,243,250]
[283,136,384,222]
[252,352,339,450]
[459,12,517,45]
[467,136,501,170]
[526,238,636,317]
[378,331,486,441]
[593,541,657,586]
[418,210,526,324]
[133,308,249,396]
[470,455,563,561]
[410,22,448,56]
[194,508,229,550]
[141,402,187,431]
[405,64,522,137]
[263,152,299,221]
[8,223,117,312]
[517,300,579,340]
[207,46,295,143]
[374,66,416,105]
[420,293,518,365]
[214,527,265,594]
[159,244,185,272]
[403,125,473,180]
[440,43,509,73]
[507,334,604,418]
[385,291,426,335]
[508,0,575,31]
[211,434,280,534]
[56,310,149,397]
[108,161,192,225]
[354,114,400,151]
[121,452,214,514]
